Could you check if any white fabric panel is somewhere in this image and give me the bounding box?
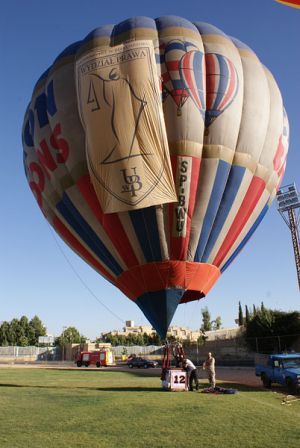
[187,158,219,260]
[117,212,146,265]
[235,47,270,161]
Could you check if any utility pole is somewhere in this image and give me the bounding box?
[276,183,300,290]
[62,326,67,362]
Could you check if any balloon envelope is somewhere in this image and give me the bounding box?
[22,16,289,338]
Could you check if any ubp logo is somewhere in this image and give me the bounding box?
[121,167,142,197]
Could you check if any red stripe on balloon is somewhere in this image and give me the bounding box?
[217,59,236,111]
[161,72,171,83]
[181,52,203,110]
[275,0,300,8]
[53,216,115,283]
[115,261,220,301]
[213,176,266,267]
[76,175,139,268]
[205,54,217,110]
[166,60,180,71]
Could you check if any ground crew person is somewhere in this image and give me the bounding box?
[203,352,216,389]
[183,359,199,391]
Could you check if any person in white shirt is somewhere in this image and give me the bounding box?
[183,358,199,391]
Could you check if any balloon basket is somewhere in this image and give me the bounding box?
[161,369,188,391]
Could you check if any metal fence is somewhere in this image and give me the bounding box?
[112,345,163,357]
[0,346,60,361]
[0,333,299,365]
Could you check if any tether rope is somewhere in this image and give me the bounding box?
[47,222,124,323]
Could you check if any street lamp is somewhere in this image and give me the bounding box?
[62,326,67,362]
[276,183,300,290]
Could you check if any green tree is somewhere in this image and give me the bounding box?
[244,308,300,352]
[197,330,207,346]
[212,316,222,330]
[245,305,250,324]
[0,321,9,346]
[0,316,47,347]
[55,327,86,346]
[238,301,244,326]
[19,336,29,347]
[201,307,212,332]
[148,332,162,345]
[29,315,46,345]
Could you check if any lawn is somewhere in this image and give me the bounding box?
[0,367,299,448]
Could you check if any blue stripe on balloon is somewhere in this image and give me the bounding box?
[169,79,185,90]
[194,160,231,262]
[56,193,123,276]
[213,54,229,111]
[166,41,188,52]
[129,207,162,262]
[205,109,220,127]
[221,203,269,272]
[201,165,246,262]
[156,53,164,64]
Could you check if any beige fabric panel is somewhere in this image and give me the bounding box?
[117,212,147,265]
[235,47,270,161]
[259,68,284,177]
[187,158,219,260]
[76,40,177,213]
[155,204,170,260]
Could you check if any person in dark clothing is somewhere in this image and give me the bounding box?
[183,359,199,391]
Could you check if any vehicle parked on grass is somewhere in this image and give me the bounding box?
[75,350,114,368]
[126,357,158,369]
[255,353,300,394]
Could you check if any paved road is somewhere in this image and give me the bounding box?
[0,362,261,387]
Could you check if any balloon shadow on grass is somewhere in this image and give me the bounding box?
[0,382,163,392]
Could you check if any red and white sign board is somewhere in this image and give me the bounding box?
[162,369,188,391]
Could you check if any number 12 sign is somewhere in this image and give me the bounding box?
[170,370,188,391]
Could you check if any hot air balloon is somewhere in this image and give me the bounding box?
[22,16,289,338]
[275,0,300,8]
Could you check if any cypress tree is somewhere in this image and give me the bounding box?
[238,301,244,326]
[245,305,250,324]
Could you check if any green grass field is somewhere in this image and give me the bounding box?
[0,368,299,448]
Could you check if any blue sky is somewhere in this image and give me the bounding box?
[1,0,299,339]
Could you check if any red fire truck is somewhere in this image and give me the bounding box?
[75,350,114,368]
